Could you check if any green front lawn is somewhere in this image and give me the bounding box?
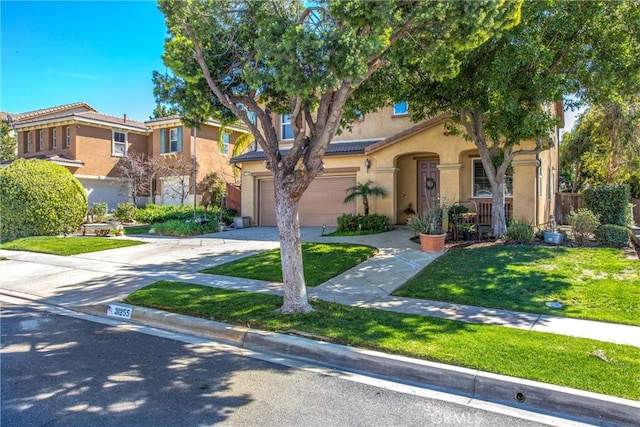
[200,243,378,287]
[394,246,640,326]
[0,236,145,256]
[126,281,640,401]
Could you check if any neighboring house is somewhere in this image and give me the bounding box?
[4,102,246,208]
[231,102,562,228]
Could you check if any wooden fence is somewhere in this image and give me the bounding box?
[226,183,241,212]
[556,193,640,225]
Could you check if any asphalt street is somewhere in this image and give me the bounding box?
[1,303,561,427]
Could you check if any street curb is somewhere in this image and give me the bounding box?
[76,303,640,427]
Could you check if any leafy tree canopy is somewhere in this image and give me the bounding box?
[157,0,522,313]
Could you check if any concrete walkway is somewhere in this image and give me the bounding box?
[1,226,638,348]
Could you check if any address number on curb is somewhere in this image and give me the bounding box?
[107,304,132,319]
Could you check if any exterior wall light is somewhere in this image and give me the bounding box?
[364,158,371,172]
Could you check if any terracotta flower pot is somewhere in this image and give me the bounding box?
[419,233,447,253]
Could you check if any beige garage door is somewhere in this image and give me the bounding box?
[259,176,356,226]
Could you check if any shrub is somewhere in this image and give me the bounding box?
[221,208,238,225]
[90,202,108,222]
[135,204,208,224]
[114,202,138,223]
[336,213,388,234]
[0,159,88,240]
[583,184,631,226]
[567,208,600,246]
[151,218,219,236]
[504,219,534,244]
[594,224,631,248]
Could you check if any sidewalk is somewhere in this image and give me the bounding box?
[1,226,638,348]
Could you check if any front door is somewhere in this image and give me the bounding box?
[418,159,440,212]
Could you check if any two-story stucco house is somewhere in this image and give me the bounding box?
[4,102,247,208]
[231,102,562,229]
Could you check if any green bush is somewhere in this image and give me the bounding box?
[504,219,534,244]
[135,204,209,224]
[0,159,88,240]
[90,202,108,222]
[567,208,600,246]
[221,208,238,226]
[594,224,631,248]
[151,218,219,236]
[583,184,631,226]
[114,202,138,223]
[336,213,388,234]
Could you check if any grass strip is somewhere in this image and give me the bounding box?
[123,224,153,234]
[0,236,145,256]
[126,281,640,401]
[200,243,378,287]
[394,245,640,326]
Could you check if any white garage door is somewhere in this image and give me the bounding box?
[79,178,130,210]
[259,176,356,227]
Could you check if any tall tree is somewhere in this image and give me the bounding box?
[158,0,521,313]
[0,122,17,162]
[367,0,640,237]
[560,97,640,197]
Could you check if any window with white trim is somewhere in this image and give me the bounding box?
[538,159,543,198]
[472,158,513,198]
[281,115,293,140]
[112,131,127,157]
[52,128,57,149]
[160,126,182,153]
[38,130,43,151]
[27,132,32,152]
[393,101,408,116]
[220,132,229,155]
[65,127,70,148]
[169,128,179,152]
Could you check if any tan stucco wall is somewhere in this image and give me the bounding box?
[239,116,558,226]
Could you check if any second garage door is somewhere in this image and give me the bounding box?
[259,176,356,226]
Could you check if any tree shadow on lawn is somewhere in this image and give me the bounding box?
[393,245,577,316]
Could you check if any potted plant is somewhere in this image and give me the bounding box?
[457,222,476,241]
[409,202,447,253]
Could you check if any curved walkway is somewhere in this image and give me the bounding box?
[1,226,638,348]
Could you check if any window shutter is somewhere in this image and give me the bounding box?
[160,129,166,154]
[177,126,183,152]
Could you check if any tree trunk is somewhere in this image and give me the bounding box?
[273,180,314,314]
[491,182,507,238]
[363,196,370,216]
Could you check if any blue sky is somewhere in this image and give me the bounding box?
[1,1,167,122]
[1,0,581,131]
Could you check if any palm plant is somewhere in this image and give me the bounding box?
[343,180,388,216]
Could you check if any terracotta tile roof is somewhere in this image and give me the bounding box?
[230,139,382,163]
[12,102,97,121]
[1,153,85,168]
[13,111,148,131]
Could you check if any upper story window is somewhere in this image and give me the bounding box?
[472,158,513,198]
[220,132,229,155]
[52,128,57,149]
[65,127,70,148]
[38,130,44,151]
[26,132,32,152]
[393,101,408,116]
[112,131,127,157]
[160,126,182,153]
[281,115,293,140]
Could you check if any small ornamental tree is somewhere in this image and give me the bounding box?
[343,181,388,216]
[0,159,88,240]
